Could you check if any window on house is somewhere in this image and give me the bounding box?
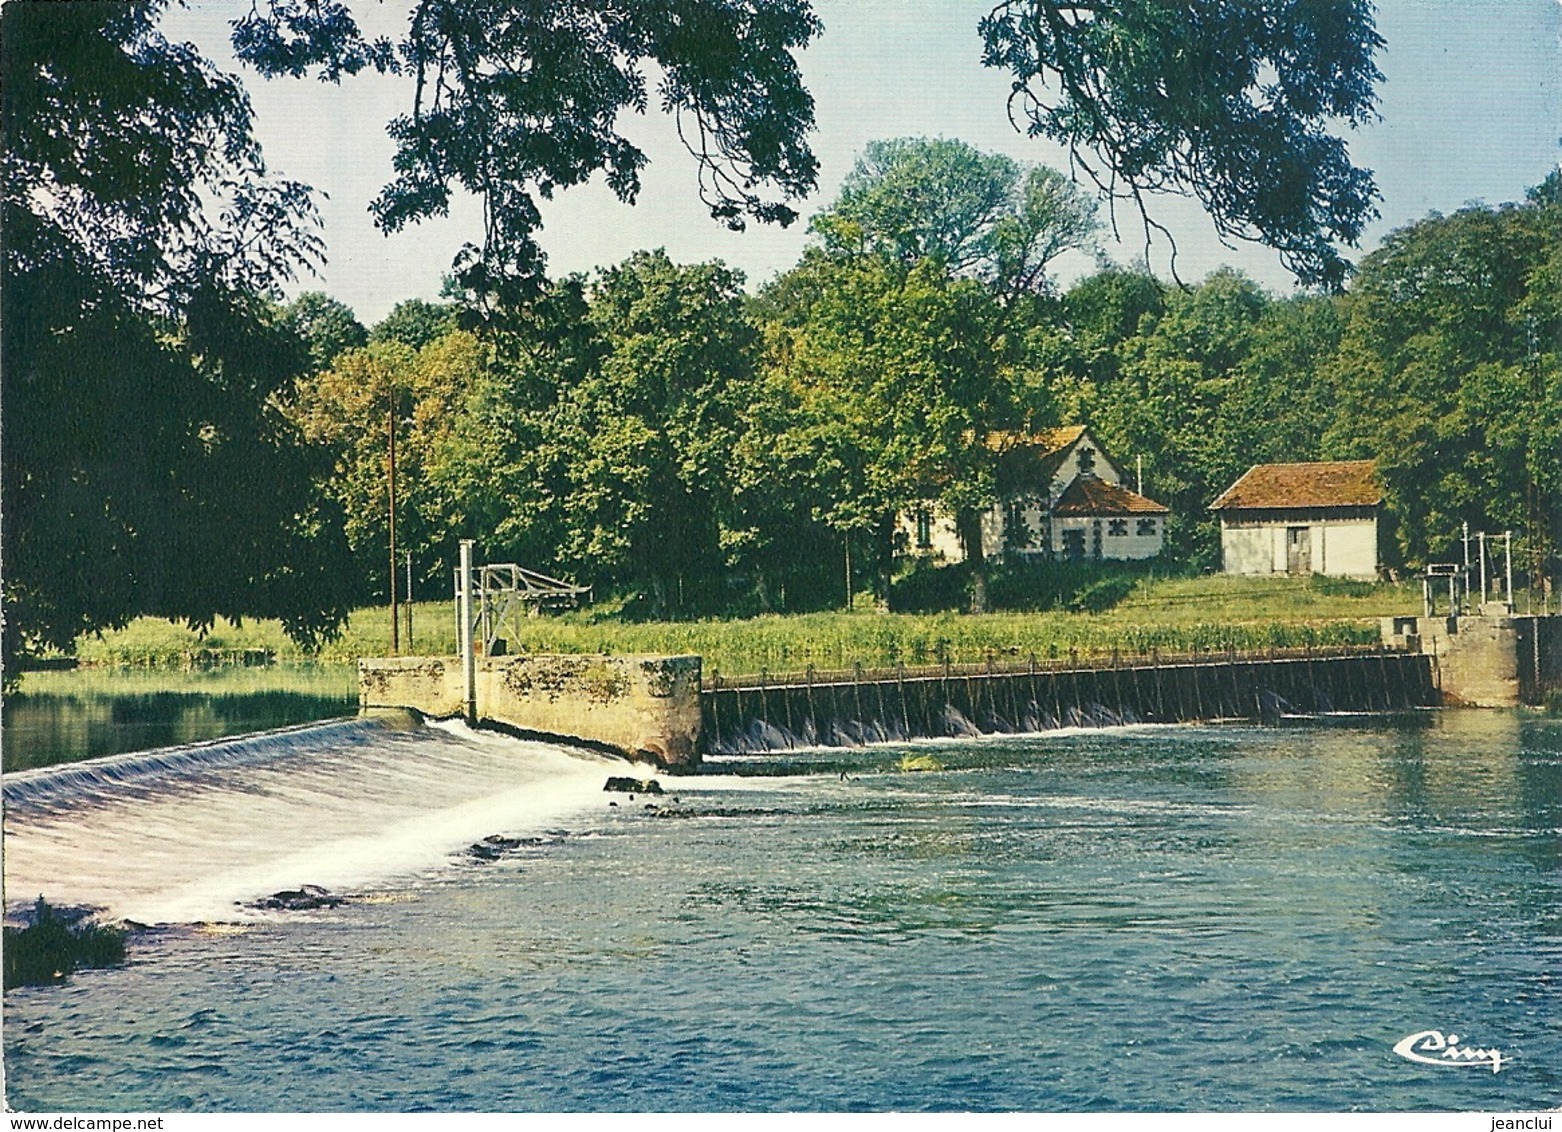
[1006,502,1031,548]
[1108,518,1128,536]
[1136,518,1157,536]
[915,509,932,550]
[1076,447,1096,475]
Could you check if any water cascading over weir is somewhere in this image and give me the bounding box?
[699,646,1440,756]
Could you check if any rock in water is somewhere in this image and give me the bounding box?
[253,885,343,911]
[603,776,664,795]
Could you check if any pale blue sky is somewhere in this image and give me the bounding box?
[165,1,1562,323]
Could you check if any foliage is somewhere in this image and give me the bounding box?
[282,291,367,372]
[370,298,463,351]
[979,0,1383,288]
[231,0,822,302]
[560,251,759,616]
[1,2,356,673]
[289,332,495,599]
[1323,180,1562,571]
[893,559,1150,615]
[756,249,1016,609]
[4,899,127,990]
[227,2,1387,295]
[810,137,1098,298]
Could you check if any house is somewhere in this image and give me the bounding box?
[1209,460,1381,578]
[900,426,1169,564]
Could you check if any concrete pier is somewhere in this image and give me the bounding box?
[360,653,703,768]
[1382,613,1562,707]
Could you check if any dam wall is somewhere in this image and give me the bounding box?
[700,647,1436,755]
[362,645,1446,765]
[359,653,703,768]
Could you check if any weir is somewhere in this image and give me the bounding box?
[699,647,1438,756]
[362,645,1440,766]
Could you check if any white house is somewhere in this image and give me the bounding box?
[1209,460,1381,579]
[900,426,1169,564]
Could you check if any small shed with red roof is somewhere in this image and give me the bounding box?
[1209,460,1381,578]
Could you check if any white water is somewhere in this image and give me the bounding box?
[2,716,619,925]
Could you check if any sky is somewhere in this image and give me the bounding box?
[163,1,1562,325]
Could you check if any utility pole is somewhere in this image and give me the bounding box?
[404,551,414,651]
[459,539,476,723]
[388,383,400,655]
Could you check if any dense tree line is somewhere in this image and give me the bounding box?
[13,0,1522,659]
[290,163,1562,618]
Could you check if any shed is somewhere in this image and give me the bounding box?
[1209,460,1381,579]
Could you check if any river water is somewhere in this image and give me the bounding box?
[3,710,1558,1112]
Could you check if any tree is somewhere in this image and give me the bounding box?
[283,291,367,372]
[980,0,1383,288]
[289,332,495,601]
[371,298,462,351]
[1054,268,1282,567]
[2,1,354,667]
[756,251,1014,610]
[1323,183,1562,572]
[558,251,757,617]
[228,3,1379,298]
[231,0,822,302]
[810,137,1097,300]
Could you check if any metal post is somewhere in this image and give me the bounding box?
[1462,521,1471,613]
[1504,531,1513,610]
[459,539,476,723]
[1479,532,1488,609]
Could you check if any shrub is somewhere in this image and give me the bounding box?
[3,898,127,990]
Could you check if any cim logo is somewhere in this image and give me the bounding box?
[1393,1029,1506,1073]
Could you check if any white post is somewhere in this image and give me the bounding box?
[1504,530,1513,609]
[1136,455,1143,496]
[1462,521,1471,613]
[459,539,477,723]
[1479,532,1488,608]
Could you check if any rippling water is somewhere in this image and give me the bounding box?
[4,710,1559,1112]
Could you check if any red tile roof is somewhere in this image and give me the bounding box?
[1209,460,1380,510]
[1054,475,1169,516]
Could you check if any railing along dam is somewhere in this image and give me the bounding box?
[700,645,1437,755]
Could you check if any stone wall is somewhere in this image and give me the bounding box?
[360,653,703,768]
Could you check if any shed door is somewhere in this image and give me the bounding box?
[1286,526,1312,575]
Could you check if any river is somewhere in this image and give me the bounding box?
[2,708,1558,1111]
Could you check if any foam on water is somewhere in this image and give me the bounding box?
[3,716,617,925]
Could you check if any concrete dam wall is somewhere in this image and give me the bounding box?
[360,653,703,766]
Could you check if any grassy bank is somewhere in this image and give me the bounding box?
[63,575,1414,678]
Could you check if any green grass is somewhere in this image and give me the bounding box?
[65,575,1413,678]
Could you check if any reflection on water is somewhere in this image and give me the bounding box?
[2,666,359,771]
